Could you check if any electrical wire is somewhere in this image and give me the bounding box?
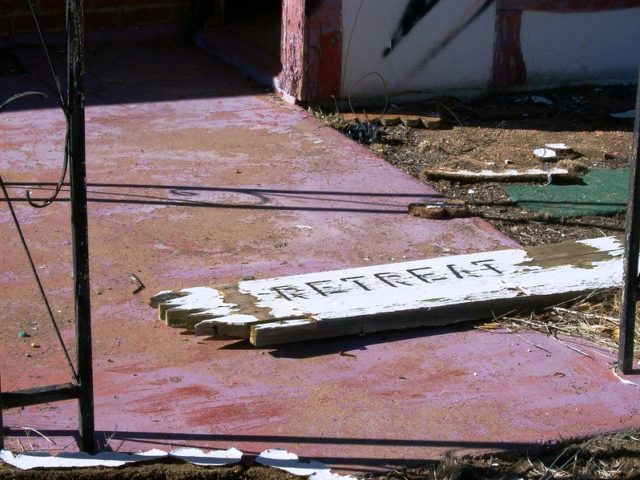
[0,175,78,381]
[341,0,390,115]
[24,0,70,208]
[0,0,77,381]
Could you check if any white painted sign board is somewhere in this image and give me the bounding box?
[152,236,624,346]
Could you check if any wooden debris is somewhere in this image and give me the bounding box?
[129,273,145,294]
[419,167,580,183]
[408,201,469,219]
[341,112,442,129]
[152,237,625,347]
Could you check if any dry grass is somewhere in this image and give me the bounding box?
[380,431,640,480]
[477,289,640,363]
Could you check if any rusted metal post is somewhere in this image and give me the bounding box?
[619,70,640,374]
[67,0,95,452]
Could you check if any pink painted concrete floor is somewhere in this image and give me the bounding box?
[1,35,640,472]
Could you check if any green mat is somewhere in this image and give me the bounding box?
[507,168,629,218]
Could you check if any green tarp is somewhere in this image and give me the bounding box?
[507,168,629,218]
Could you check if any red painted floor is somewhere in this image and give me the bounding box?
[1,35,639,472]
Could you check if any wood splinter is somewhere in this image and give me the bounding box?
[408,200,469,219]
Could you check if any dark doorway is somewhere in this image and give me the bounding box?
[196,0,283,86]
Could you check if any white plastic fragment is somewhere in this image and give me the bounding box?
[0,449,168,470]
[612,367,640,388]
[312,471,359,480]
[529,96,554,106]
[544,143,570,151]
[255,449,356,480]
[0,447,242,470]
[610,109,635,119]
[169,447,243,466]
[533,148,557,159]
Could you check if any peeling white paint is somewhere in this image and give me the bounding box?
[427,167,571,178]
[169,447,244,466]
[152,286,237,325]
[256,449,357,480]
[0,448,243,470]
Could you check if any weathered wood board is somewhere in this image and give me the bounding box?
[420,167,578,183]
[151,237,624,346]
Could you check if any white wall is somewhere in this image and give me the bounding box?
[341,0,495,98]
[341,0,640,99]
[521,9,640,87]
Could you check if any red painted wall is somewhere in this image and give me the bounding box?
[492,0,640,86]
[1,0,190,37]
[279,0,342,102]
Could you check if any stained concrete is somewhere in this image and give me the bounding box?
[1,35,639,471]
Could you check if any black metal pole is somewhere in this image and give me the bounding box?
[619,69,640,374]
[66,0,95,452]
[0,378,4,448]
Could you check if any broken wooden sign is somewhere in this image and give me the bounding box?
[151,236,624,347]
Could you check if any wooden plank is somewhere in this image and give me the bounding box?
[341,113,442,129]
[151,237,624,346]
[419,167,578,183]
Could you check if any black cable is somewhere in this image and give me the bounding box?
[26,0,65,108]
[20,0,70,209]
[0,0,79,380]
[0,175,78,381]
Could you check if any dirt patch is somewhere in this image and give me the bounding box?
[390,431,640,480]
[315,85,636,247]
[0,461,297,480]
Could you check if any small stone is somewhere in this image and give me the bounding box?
[30,343,40,348]
[18,331,30,338]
